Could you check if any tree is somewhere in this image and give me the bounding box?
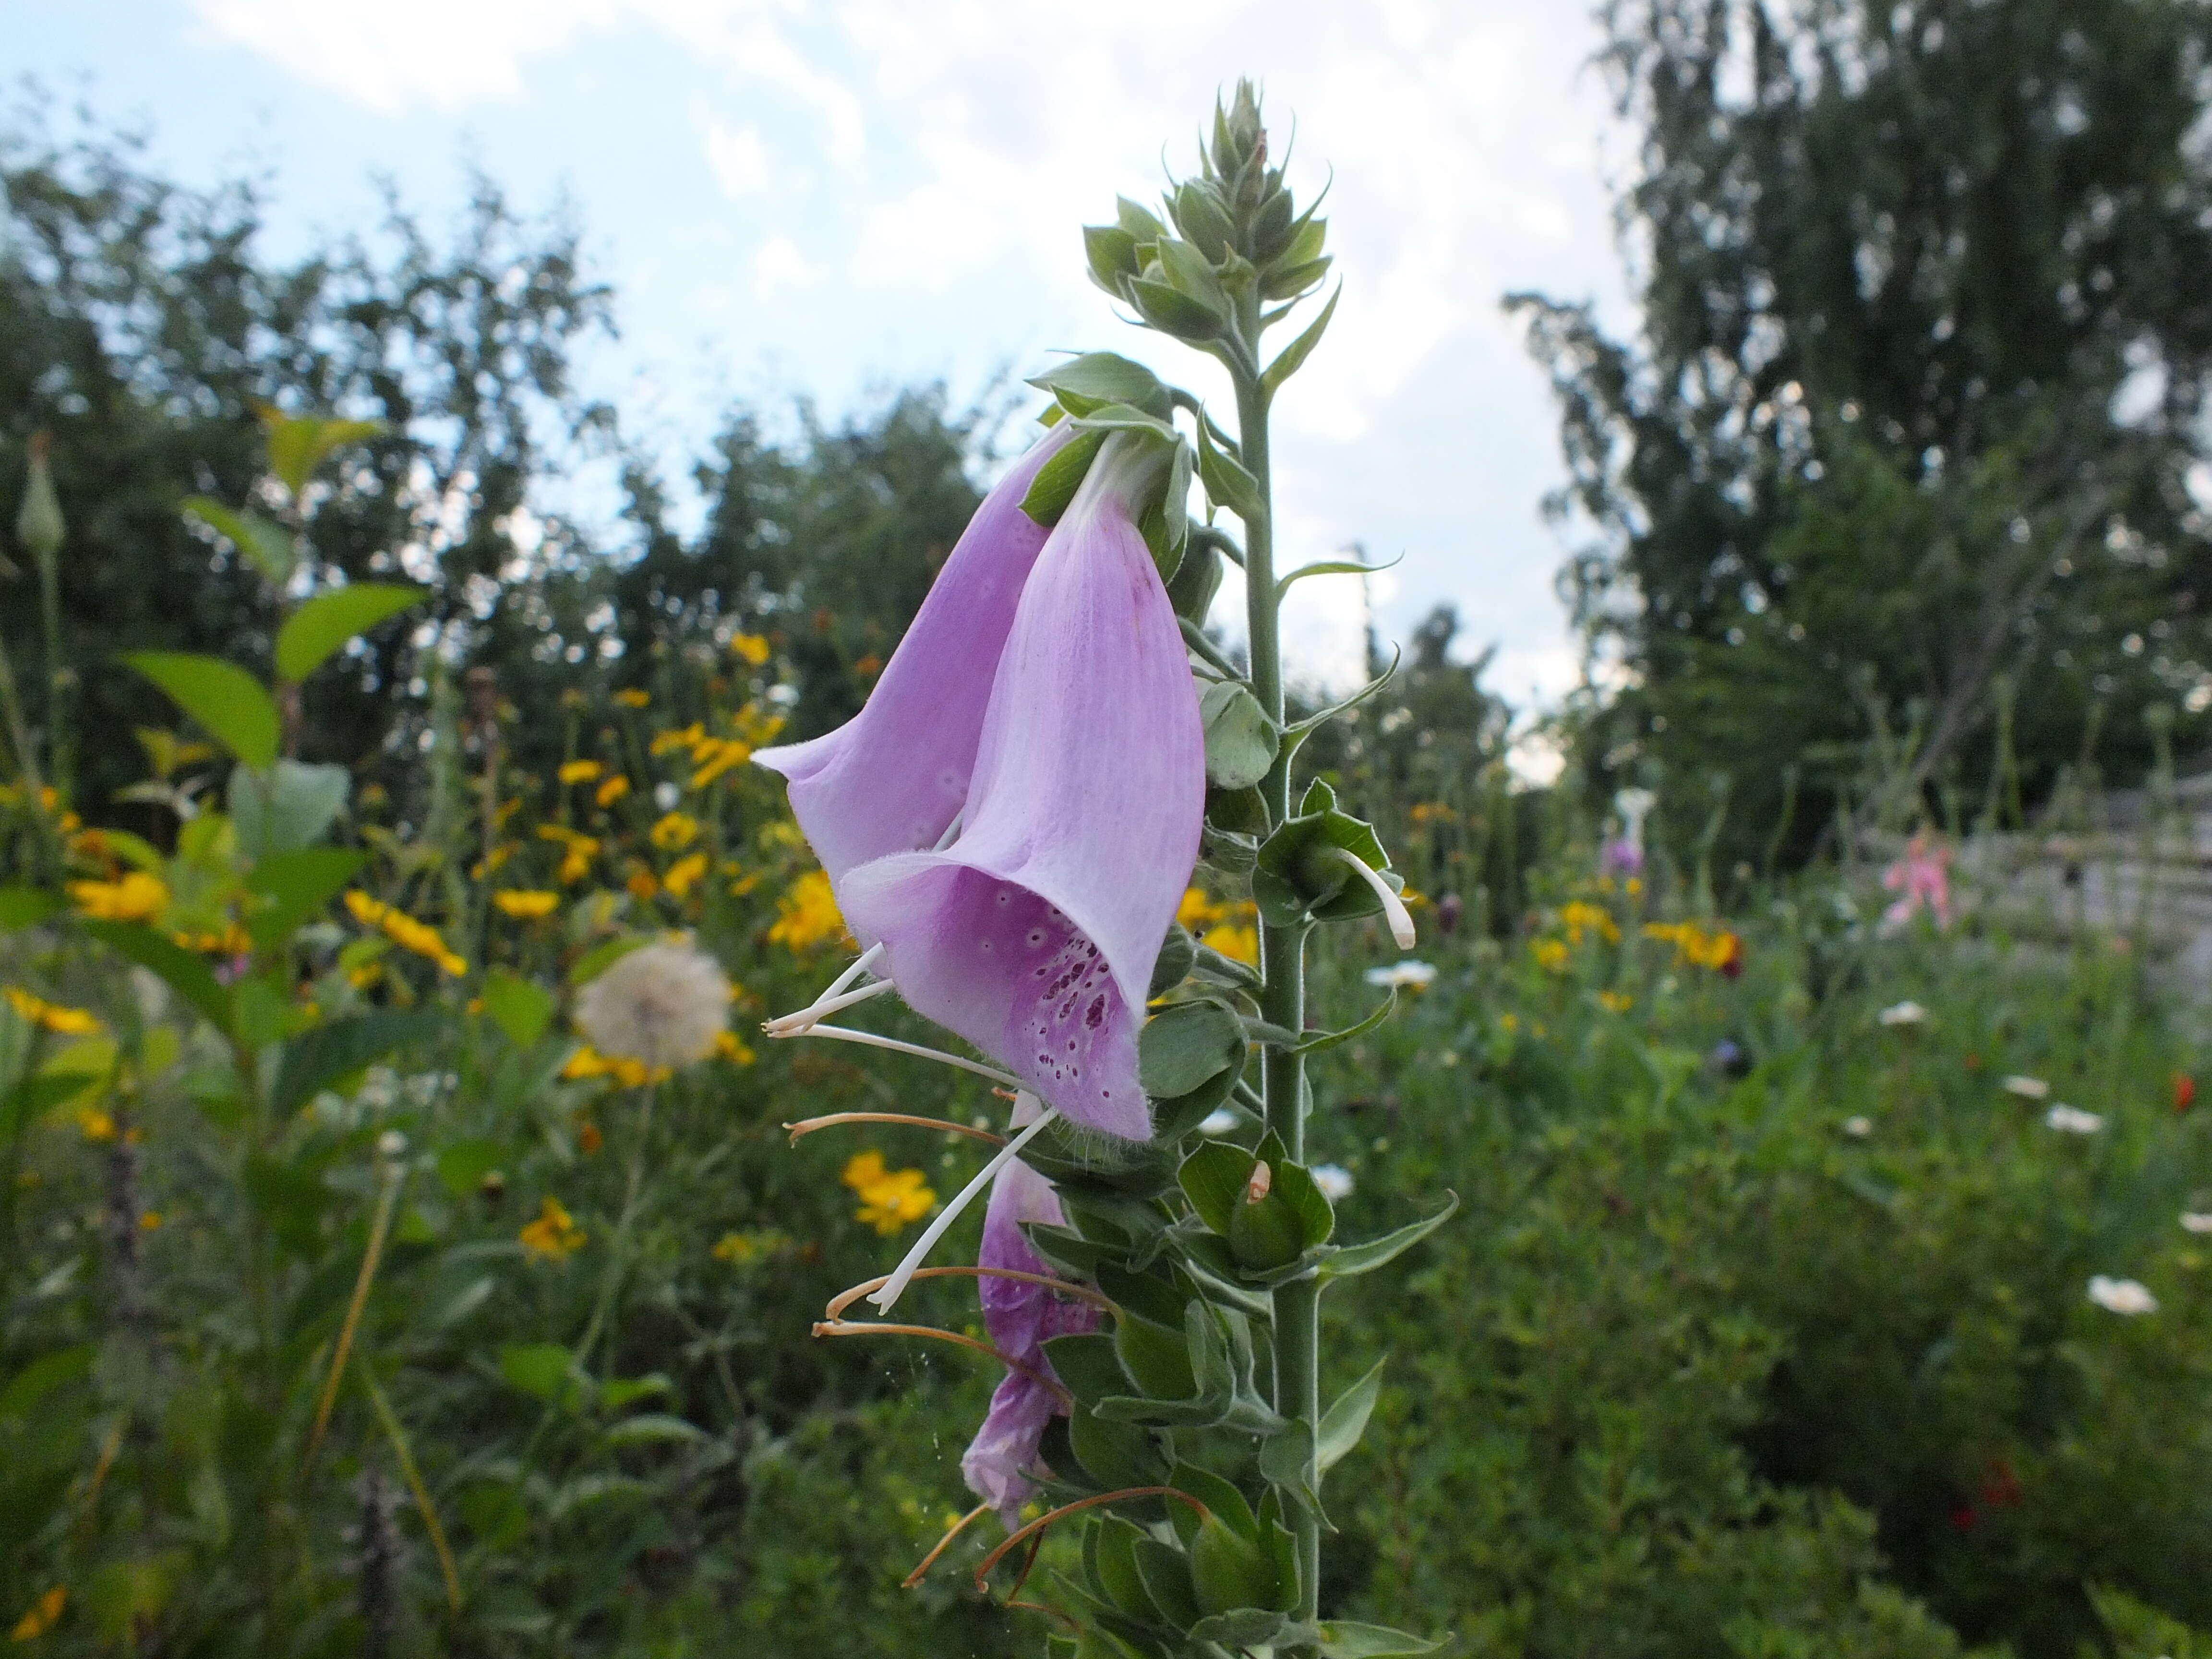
[1515,0,2212,865]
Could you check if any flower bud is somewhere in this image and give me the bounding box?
[15,432,64,567]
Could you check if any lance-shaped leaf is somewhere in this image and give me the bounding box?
[1195,417,1263,525]
[260,409,385,496]
[271,1010,443,1115]
[1316,1622,1449,1657]
[79,921,231,1036]
[1027,352,1174,420]
[755,421,1074,888]
[122,652,279,770]
[838,437,1204,1140]
[1318,1357,1386,1475]
[274,583,424,684]
[1261,283,1341,400]
[181,497,295,587]
[1290,990,1396,1058]
[1318,1191,1459,1281]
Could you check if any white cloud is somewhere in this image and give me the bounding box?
[697,109,771,198]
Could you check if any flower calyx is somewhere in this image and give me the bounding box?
[1252,779,1412,943]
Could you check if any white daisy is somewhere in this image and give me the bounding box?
[2087,1275,2158,1315]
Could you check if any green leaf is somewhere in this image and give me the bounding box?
[1270,1158,1336,1250]
[568,934,652,987]
[1042,1334,1129,1410]
[122,652,279,769]
[1179,1139,1255,1236]
[1028,352,1174,419]
[271,1010,443,1116]
[2,1074,91,1141]
[180,497,295,587]
[230,761,351,862]
[1258,1416,1321,1517]
[1139,999,1245,1099]
[1153,236,1229,313]
[1261,284,1341,399]
[1318,1357,1386,1474]
[79,920,232,1036]
[481,967,556,1050]
[1149,926,1197,998]
[598,1374,673,1410]
[1320,1192,1459,1281]
[0,887,60,930]
[1082,225,1142,293]
[601,1413,706,1447]
[434,1137,505,1197]
[1195,416,1263,524]
[1290,991,1396,1058]
[261,410,385,496]
[1128,277,1226,342]
[1283,648,1401,742]
[1021,428,1110,528]
[499,1343,589,1407]
[1316,1620,1449,1657]
[1261,254,1333,302]
[275,584,425,684]
[0,1346,93,1422]
[1200,680,1278,791]
[1190,1610,1290,1647]
[243,847,364,950]
[1252,780,1397,930]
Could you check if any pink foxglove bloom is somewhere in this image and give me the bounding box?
[962,1110,1099,1527]
[836,436,1204,1140]
[1881,832,1952,930]
[754,421,1075,886]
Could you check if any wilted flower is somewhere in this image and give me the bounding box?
[572,939,730,1072]
[2001,1074,2051,1101]
[1881,831,1952,932]
[2087,1274,2157,1315]
[1364,959,1438,991]
[1877,1000,1929,1027]
[1311,1163,1355,1202]
[824,435,1204,1141]
[2045,1104,2104,1134]
[962,1102,1100,1528]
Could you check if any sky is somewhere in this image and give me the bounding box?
[12,0,1636,732]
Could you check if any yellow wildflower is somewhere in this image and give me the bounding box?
[138,1210,162,1231]
[68,871,168,923]
[1642,920,1743,973]
[649,722,704,757]
[1532,938,1570,973]
[559,1045,669,1088]
[734,704,786,745]
[3,987,101,1036]
[10,1586,66,1641]
[712,1228,788,1264]
[689,738,750,788]
[518,1196,586,1260]
[173,924,252,956]
[730,633,772,666]
[650,811,699,851]
[715,1029,757,1066]
[344,891,467,976]
[1178,887,1228,929]
[1560,900,1621,946]
[664,852,709,898]
[558,759,603,785]
[77,1107,116,1143]
[595,775,632,808]
[493,890,560,920]
[1598,990,1634,1013]
[767,871,849,951]
[560,841,599,885]
[1202,923,1260,966]
[840,1151,937,1237]
[1499,1012,1520,1033]
[613,688,651,709]
[1408,802,1458,826]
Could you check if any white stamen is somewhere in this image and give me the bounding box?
[821,941,887,1002]
[1325,846,1417,949]
[933,812,964,852]
[763,976,896,1035]
[780,1023,1025,1091]
[867,1105,1058,1313]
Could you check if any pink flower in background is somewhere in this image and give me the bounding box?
[1882,832,1952,930]
[961,1099,1099,1528]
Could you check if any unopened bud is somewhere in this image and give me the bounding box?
[1244,1160,1272,1204]
[15,431,64,566]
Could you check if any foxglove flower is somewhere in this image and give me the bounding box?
[836,435,1204,1140]
[754,421,1075,886]
[962,1102,1099,1527]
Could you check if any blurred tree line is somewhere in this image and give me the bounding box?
[1518,0,2212,865]
[0,96,985,825]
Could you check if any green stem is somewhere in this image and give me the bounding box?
[577,1083,656,1372]
[1235,352,1322,1640]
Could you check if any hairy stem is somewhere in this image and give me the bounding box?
[1236,344,1322,1641]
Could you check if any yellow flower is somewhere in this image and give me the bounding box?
[715,1029,757,1066]
[649,722,704,758]
[560,1045,669,1088]
[663,851,709,898]
[1642,920,1741,971]
[518,1196,586,1260]
[173,924,252,956]
[10,1586,66,1641]
[1178,887,1228,929]
[76,1107,116,1143]
[689,738,750,788]
[1531,938,1570,973]
[734,703,786,745]
[595,775,632,808]
[1560,901,1621,946]
[138,1210,162,1231]
[712,1227,788,1264]
[493,890,560,920]
[1201,923,1260,966]
[1407,802,1457,826]
[840,1151,937,1237]
[730,633,772,667]
[767,871,849,951]
[650,811,699,851]
[575,1118,603,1155]
[68,871,168,922]
[344,891,467,976]
[3,987,101,1036]
[558,759,603,785]
[1598,989,1634,1013]
[613,688,651,708]
[1499,1012,1520,1033]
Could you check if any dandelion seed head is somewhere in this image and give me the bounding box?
[573,939,730,1071]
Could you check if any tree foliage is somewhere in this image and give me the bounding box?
[1516,0,2212,860]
